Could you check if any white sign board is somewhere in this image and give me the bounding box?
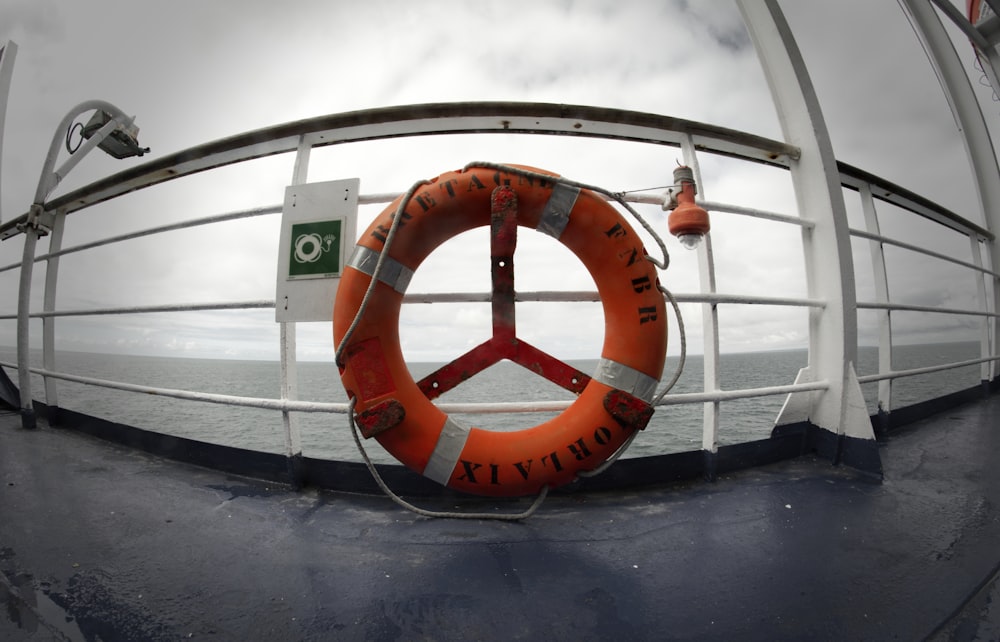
[275,178,359,322]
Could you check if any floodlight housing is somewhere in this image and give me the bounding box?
[81,109,149,159]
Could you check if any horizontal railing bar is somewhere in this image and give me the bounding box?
[0,291,827,320]
[856,301,999,317]
[0,102,800,239]
[407,292,823,306]
[38,205,283,263]
[0,259,21,275]
[2,362,829,414]
[850,228,1000,277]
[13,364,350,413]
[0,205,284,274]
[358,193,401,205]
[402,292,588,304]
[656,380,830,405]
[857,354,1000,384]
[838,161,994,241]
[362,191,669,206]
[671,292,824,307]
[435,381,833,413]
[9,360,571,414]
[701,200,815,228]
[0,300,276,320]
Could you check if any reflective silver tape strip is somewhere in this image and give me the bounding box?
[347,245,413,294]
[423,417,470,486]
[592,358,659,403]
[536,182,580,239]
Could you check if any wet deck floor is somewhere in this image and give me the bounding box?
[2,396,1000,641]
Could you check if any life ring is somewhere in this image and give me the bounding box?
[333,165,667,497]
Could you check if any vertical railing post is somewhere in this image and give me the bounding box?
[0,42,29,424]
[281,135,310,485]
[859,184,893,430]
[0,41,17,225]
[738,0,880,474]
[899,0,1000,388]
[679,135,721,481]
[969,235,993,387]
[983,242,999,383]
[42,208,66,422]
[15,217,40,429]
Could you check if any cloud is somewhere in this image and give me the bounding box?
[0,0,991,367]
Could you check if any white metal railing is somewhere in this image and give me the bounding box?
[700,200,815,228]
[3,138,993,455]
[0,105,834,463]
[857,355,1000,385]
[1,1,998,475]
[841,163,1000,410]
[1,111,995,462]
[0,361,833,415]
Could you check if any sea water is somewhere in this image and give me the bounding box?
[2,341,985,464]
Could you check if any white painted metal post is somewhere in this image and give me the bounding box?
[738,0,877,469]
[0,42,33,427]
[281,136,311,468]
[969,236,993,383]
[14,100,139,429]
[986,242,999,382]
[0,41,17,224]
[859,184,894,415]
[280,323,300,453]
[16,222,39,428]
[680,135,721,478]
[900,0,1000,386]
[42,209,66,415]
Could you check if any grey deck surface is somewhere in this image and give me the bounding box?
[2,396,1000,641]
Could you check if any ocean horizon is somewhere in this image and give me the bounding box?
[0,341,985,464]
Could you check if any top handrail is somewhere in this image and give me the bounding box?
[1,101,989,245]
[1,102,798,239]
[838,160,995,241]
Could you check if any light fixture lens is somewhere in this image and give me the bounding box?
[678,233,702,250]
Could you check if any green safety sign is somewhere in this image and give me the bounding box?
[287,219,343,279]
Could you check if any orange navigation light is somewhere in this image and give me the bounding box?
[665,165,710,250]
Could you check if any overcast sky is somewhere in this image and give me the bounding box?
[0,0,994,363]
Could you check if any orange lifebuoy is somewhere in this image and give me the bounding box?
[333,165,667,497]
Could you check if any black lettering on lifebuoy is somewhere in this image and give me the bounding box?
[631,275,651,293]
[466,174,487,191]
[542,451,564,472]
[440,178,459,198]
[370,211,413,244]
[415,191,436,212]
[618,247,640,267]
[514,459,533,480]
[458,460,482,484]
[370,224,390,244]
[605,223,626,239]
[489,463,500,485]
[567,437,592,461]
[594,426,612,446]
[638,306,658,324]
